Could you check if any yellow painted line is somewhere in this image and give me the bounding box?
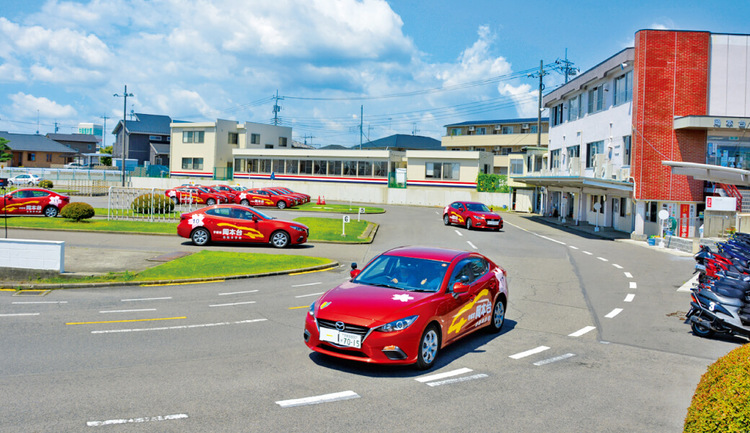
[0,289,19,292]
[140,280,224,287]
[289,268,331,276]
[288,306,309,310]
[66,316,187,326]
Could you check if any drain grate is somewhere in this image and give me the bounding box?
[13,290,50,297]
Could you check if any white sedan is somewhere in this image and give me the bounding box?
[8,174,41,185]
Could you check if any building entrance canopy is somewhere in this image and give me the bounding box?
[515,176,634,195]
[662,161,750,186]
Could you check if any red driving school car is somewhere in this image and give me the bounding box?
[304,246,509,370]
[177,204,309,248]
[443,201,503,230]
[0,188,70,217]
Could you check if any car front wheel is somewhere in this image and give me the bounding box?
[271,230,290,248]
[443,214,450,226]
[416,325,440,370]
[43,206,58,217]
[191,228,210,246]
[466,218,473,230]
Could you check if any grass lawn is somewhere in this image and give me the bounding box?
[35,250,335,284]
[293,217,372,242]
[294,203,385,214]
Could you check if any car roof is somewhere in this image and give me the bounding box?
[383,245,469,262]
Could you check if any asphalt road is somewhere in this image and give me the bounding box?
[0,205,741,432]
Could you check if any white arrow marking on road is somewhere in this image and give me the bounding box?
[509,346,550,360]
[276,391,360,408]
[605,308,623,318]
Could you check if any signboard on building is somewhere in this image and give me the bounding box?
[706,196,736,211]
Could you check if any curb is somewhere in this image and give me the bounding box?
[3,261,340,290]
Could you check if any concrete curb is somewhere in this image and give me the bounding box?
[3,261,340,290]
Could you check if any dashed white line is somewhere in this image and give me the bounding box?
[582,251,593,255]
[597,257,609,262]
[467,241,478,250]
[295,292,324,298]
[291,282,322,288]
[121,297,172,302]
[0,313,40,317]
[624,272,633,278]
[91,318,267,334]
[415,367,473,383]
[624,294,635,302]
[276,390,360,408]
[569,245,579,250]
[534,353,576,366]
[219,290,259,296]
[612,264,623,269]
[426,374,488,387]
[209,301,256,307]
[536,234,566,245]
[605,308,623,318]
[454,230,463,237]
[12,301,67,304]
[509,346,550,360]
[99,309,157,314]
[568,326,596,337]
[87,413,188,427]
[629,282,637,289]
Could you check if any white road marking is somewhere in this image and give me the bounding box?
[91,318,267,334]
[605,308,623,318]
[509,346,550,360]
[426,374,488,387]
[629,282,637,289]
[415,367,473,383]
[534,353,576,366]
[12,301,67,304]
[454,230,463,237]
[87,413,188,427]
[219,289,259,296]
[209,301,256,307]
[276,390,360,408]
[624,294,635,302]
[121,297,172,302]
[612,264,623,269]
[99,309,157,314]
[291,282,322,288]
[678,274,699,292]
[569,245,579,250]
[295,292,324,298]
[624,272,633,278]
[597,257,608,262]
[536,234,566,245]
[0,313,40,317]
[568,326,596,337]
[582,251,593,255]
[467,241,478,250]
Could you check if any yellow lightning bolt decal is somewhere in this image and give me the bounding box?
[216,222,264,239]
[1,199,41,213]
[448,289,490,334]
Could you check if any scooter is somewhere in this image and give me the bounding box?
[686,286,750,340]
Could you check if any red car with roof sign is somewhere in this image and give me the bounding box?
[177,204,309,248]
[0,188,70,217]
[304,246,509,370]
[443,201,503,230]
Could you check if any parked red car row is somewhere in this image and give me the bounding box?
[165,185,310,209]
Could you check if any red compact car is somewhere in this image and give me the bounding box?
[166,186,226,205]
[304,246,509,370]
[443,201,503,230]
[0,188,70,217]
[266,186,310,204]
[243,189,296,209]
[177,204,309,248]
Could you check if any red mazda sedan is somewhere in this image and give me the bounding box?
[304,246,509,369]
[0,188,70,217]
[443,201,503,230]
[177,204,309,248]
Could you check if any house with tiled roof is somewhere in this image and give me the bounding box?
[112,113,179,166]
[0,131,76,168]
[47,133,99,155]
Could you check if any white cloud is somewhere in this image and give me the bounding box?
[498,83,538,118]
[9,92,78,118]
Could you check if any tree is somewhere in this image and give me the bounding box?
[0,137,12,163]
[100,145,113,166]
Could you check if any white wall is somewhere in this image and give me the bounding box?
[710,34,750,117]
[0,239,64,272]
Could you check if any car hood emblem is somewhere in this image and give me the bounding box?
[335,321,345,331]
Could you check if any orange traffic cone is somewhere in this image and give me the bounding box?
[317,196,322,205]
[321,196,326,205]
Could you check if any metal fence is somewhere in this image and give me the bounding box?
[107,187,202,222]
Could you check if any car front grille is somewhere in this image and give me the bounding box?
[317,318,369,336]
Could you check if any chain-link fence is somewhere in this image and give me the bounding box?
[107,187,203,222]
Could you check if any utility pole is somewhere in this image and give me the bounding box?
[527,60,547,147]
[359,105,363,150]
[273,90,284,126]
[114,85,134,187]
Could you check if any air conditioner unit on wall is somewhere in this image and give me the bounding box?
[522,123,530,129]
[468,126,475,131]
[494,125,502,130]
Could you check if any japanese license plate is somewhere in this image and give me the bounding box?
[487,220,499,226]
[320,328,362,348]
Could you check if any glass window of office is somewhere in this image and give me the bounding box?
[588,86,604,113]
[586,141,604,168]
[614,71,633,106]
[182,131,205,143]
[250,133,260,145]
[510,159,524,175]
[707,136,750,170]
[551,149,561,169]
[272,159,284,173]
[623,135,632,166]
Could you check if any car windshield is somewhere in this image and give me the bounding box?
[354,255,448,293]
[466,203,491,212]
[250,208,275,220]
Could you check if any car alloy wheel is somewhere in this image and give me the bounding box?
[466,218,473,230]
[416,325,439,370]
[271,230,290,248]
[43,206,58,218]
[241,199,249,206]
[206,198,216,206]
[191,227,210,246]
[443,214,450,226]
[489,299,505,333]
[277,200,287,209]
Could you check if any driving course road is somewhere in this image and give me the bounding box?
[0,205,740,432]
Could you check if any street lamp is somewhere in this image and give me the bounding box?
[113,85,134,186]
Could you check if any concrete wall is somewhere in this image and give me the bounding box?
[0,238,64,272]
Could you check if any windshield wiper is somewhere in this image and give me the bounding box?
[367,282,403,290]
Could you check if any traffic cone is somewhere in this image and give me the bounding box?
[321,196,326,205]
[317,196,322,205]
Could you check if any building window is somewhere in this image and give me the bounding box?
[552,103,564,126]
[476,127,486,135]
[357,161,372,177]
[273,159,284,174]
[551,149,561,169]
[623,135,632,166]
[614,71,633,105]
[510,159,524,175]
[300,160,313,175]
[426,162,460,179]
[501,126,514,134]
[342,161,357,176]
[285,160,298,174]
[567,145,580,160]
[279,137,288,147]
[450,128,461,136]
[530,125,538,134]
[330,161,342,176]
[588,86,604,113]
[28,152,35,161]
[620,197,627,217]
[46,153,53,162]
[313,160,327,175]
[646,201,658,223]
[181,157,203,170]
[251,133,260,145]
[228,132,238,145]
[591,195,605,213]
[373,161,387,177]
[182,131,204,143]
[586,141,604,168]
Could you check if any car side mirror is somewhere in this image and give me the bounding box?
[252,215,259,222]
[350,263,360,279]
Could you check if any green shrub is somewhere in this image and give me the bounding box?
[60,202,95,222]
[38,179,53,189]
[684,343,750,432]
[131,193,175,214]
[476,173,509,193]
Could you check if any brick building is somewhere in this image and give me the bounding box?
[518,29,750,238]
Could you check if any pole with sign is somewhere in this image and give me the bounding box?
[658,209,669,248]
[342,215,350,236]
[358,207,365,221]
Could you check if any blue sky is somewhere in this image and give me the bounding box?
[1,0,749,147]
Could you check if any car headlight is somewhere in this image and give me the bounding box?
[308,301,315,317]
[291,225,307,232]
[375,315,418,333]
